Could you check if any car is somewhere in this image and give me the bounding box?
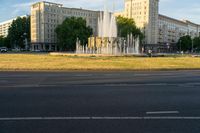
[12,48,21,52]
[0,47,8,53]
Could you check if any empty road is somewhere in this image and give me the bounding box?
[0,71,200,133]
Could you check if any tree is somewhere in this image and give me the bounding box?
[193,36,200,52]
[177,35,192,52]
[7,16,30,48]
[0,36,4,47]
[55,17,93,51]
[0,36,10,48]
[116,16,144,40]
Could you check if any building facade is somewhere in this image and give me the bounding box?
[158,15,200,45]
[0,20,13,37]
[0,15,27,37]
[116,0,200,45]
[121,0,159,44]
[31,1,100,51]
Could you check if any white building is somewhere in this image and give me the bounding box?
[31,1,100,51]
[158,15,200,45]
[115,0,200,45]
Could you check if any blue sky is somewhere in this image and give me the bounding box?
[0,0,200,24]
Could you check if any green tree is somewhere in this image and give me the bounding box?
[116,16,144,40]
[0,36,4,47]
[0,36,11,48]
[4,37,11,48]
[177,35,192,52]
[193,36,200,52]
[55,17,93,51]
[7,16,30,48]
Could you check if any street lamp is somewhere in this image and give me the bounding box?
[24,33,28,50]
[21,33,28,51]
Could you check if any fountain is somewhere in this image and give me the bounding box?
[76,3,140,55]
[98,7,117,38]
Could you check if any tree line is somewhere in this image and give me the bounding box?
[0,16,30,49]
[177,35,200,52]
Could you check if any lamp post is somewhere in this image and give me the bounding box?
[24,33,28,50]
[21,33,28,51]
[24,15,29,51]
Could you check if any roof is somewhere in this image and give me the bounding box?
[159,14,200,27]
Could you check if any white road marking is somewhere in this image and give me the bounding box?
[146,111,179,115]
[74,74,93,77]
[0,116,200,121]
[0,84,57,88]
[103,83,169,86]
[103,74,121,76]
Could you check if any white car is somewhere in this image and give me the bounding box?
[0,47,8,53]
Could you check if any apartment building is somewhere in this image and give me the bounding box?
[31,1,100,51]
[158,15,200,45]
[121,0,159,44]
[0,20,13,37]
[116,0,200,46]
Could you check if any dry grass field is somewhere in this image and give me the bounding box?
[0,53,200,71]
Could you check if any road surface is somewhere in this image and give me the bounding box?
[0,71,200,133]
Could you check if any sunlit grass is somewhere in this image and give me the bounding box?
[0,53,200,71]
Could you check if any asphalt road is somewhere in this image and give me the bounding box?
[0,71,200,133]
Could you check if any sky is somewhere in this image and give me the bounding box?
[0,0,200,24]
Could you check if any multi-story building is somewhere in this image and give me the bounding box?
[120,0,159,44]
[0,15,27,37]
[0,20,13,37]
[31,1,100,51]
[116,0,200,46]
[158,15,200,45]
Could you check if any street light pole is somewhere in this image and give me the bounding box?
[21,33,28,51]
[24,33,28,50]
[25,16,28,51]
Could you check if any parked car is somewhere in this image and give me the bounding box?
[11,48,21,52]
[0,47,8,53]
